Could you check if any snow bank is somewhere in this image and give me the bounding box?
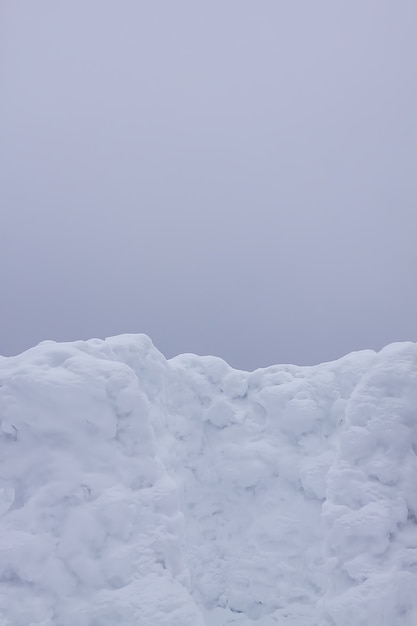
[0,335,416,625]
[320,342,417,626]
[0,336,204,626]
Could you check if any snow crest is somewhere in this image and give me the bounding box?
[0,336,416,625]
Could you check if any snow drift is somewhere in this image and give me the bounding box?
[0,335,416,625]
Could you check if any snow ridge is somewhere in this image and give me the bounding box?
[0,335,416,625]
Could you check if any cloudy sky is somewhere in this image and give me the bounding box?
[1,1,416,370]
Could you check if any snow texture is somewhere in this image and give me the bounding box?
[0,335,416,625]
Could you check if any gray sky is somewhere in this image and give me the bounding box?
[1,1,416,370]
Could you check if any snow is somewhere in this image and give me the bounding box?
[0,335,416,625]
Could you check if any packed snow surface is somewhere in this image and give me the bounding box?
[0,335,417,626]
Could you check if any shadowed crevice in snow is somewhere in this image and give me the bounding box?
[0,335,416,625]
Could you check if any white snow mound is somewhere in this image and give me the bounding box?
[0,335,416,626]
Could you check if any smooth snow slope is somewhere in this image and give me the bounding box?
[0,336,416,626]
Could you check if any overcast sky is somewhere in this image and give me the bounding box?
[1,1,416,370]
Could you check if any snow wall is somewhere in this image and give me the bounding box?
[0,335,416,626]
